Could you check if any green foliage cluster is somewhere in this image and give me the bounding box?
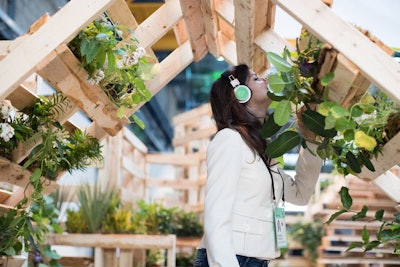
[327,186,400,254]
[66,192,204,238]
[68,14,158,128]
[263,30,400,176]
[289,220,326,265]
[0,93,103,266]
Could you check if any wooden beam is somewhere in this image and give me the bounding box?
[146,153,201,166]
[140,41,193,96]
[234,0,274,73]
[179,0,208,62]
[201,0,220,58]
[372,170,400,203]
[276,0,400,105]
[0,0,118,101]
[358,132,400,181]
[106,0,139,32]
[219,32,237,66]
[131,0,182,49]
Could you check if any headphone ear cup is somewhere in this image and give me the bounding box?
[234,85,251,103]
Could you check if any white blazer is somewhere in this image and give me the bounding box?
[198,128,323,267]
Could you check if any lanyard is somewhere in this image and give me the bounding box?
[267,166,285,205]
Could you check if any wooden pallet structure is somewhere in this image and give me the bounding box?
[309,175,400,267]
[1,0,400,266]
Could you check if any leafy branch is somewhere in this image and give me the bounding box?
[326,186,400,254]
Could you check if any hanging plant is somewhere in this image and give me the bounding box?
[263,29,400,176]
[68,14,159,128]
[0,93,103,266]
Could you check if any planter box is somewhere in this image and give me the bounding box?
[0,256,27,267]
[36,44,130,136]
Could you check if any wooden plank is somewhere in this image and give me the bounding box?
[255,28,295,57]
[106,0,138,32]
[179,0,208,62]
[358,132,400,180]
[276,0,400,105]
[36,45,128,136]
[0,0,118,100]
[125,41,193,116]
[172,103,212,125]
[131,0,182,49]
[0,157,31,187]
[49,234,176,249]
[327,54,363,105]
[218,32,237,66]
[234,0,272,73]
[373,170,400,203]
[0,189,12,204]
[146,153,201,166]
[123,128,148,154]
[172,127,216,147]
[146,176,206,190]
[122,157,146,179]
[202,0,220,58]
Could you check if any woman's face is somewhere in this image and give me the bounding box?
[246,70,272,107]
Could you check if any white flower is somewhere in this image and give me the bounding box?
[122,53,139,66]
[116,60,124,69]
[0,122,15,142]
[136,47,146,58]
[1,100,17,122]
[87,70,105,85]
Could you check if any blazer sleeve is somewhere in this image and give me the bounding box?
[204,129,242,267]
[280,143,323,205]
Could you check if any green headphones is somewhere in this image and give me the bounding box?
[226,74,252,103]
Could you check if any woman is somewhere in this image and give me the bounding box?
[194,64,322,267]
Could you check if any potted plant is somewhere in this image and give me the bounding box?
[0,93,103,266]
[67,14,159,128]
[263,29,400,176]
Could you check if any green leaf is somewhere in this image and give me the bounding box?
[117,106,126,119]
[346,242,364,252]
[265,130,301,158]
[267,91,287,101]
[86,39,101,64]
[131,114,145,129]
[326,209,348,224]
[365,240,381,252]
[320,72,334,86]
[302,109,337,137]
[361,228,369,243]
[261,113,282,138]
[318,101,336,116]
[96,48,107,69]
[375,209,384,221]
[335,117,357,132]
[350,105,364,117]
[339,186,353,209]
[31,168,43,183]
[266,52,292,72]
[354,130,377,151]
[359,151,375,172]
[268,74,286,93]
[330,105,350,118]
[346,151,361,173]
[352,205,368,221]
[107,50,116,71]
[324,114,336,129]
[274,100,292,126]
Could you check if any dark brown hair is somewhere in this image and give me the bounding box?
[209,64,269,164]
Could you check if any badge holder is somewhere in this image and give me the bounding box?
[273,207,288,249]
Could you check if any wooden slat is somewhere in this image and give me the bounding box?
[218,32,237,66]
[276,0,400,105]
[0,157,31,187]
[146,176,206,190]
[172,127,215,147]
[0,0,118,101]
[132,0,182,49]
[36,45,128,136]
[202,0,220,58]
[172,103,212,125]
[0,189,12,204]
[179,0,207,62]
[358,132,400,180]
[146,153,201,166]
[254,28,295,56]
[234,0,273,73]
[373,170,400,203]
[106,0,139,32]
